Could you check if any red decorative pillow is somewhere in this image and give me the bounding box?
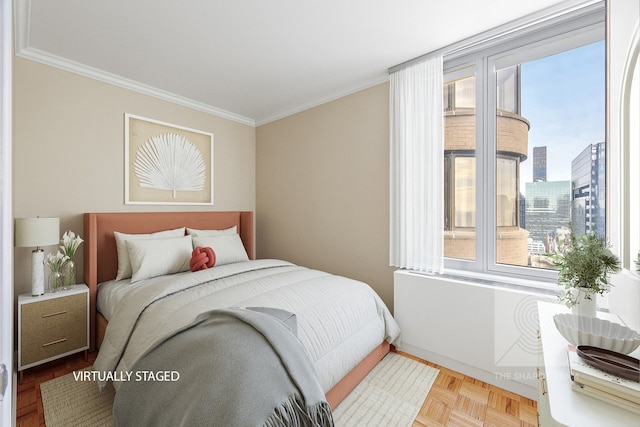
[190,246,216,272]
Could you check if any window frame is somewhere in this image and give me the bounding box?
[442,2,606,284]
[496,155,519,228]
[444,153,477,230]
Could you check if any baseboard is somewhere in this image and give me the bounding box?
[399,343,537,400]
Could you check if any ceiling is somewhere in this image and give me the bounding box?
[15,0,569,126]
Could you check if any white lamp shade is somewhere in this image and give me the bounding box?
[15,217,60,248]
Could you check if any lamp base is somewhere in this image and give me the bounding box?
[31,249,45,296]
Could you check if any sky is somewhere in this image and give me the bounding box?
[518,40,606,192]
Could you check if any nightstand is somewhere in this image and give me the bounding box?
[18,284,89,383]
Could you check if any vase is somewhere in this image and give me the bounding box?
[571,287,597,317]
[48,270,63,293]
[63,259,76,290]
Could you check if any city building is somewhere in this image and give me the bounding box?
[533,146,548,182]
[525,180,571,250]
[571,142,606,238]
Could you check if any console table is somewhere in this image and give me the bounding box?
[537,301,639,426]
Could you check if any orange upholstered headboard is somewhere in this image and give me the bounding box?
[83,211,254,350]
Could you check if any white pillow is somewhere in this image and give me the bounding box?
[126,235,192,283]
[192,234,249,266]
[114,227,185,280]
[186,225,237,236]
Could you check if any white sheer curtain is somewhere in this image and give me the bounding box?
[389,55,444,274]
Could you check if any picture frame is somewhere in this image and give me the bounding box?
[125,113,214,205]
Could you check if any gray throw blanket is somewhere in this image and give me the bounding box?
[112,308,334,427]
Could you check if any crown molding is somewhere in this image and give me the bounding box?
[13,1,255,127]
[13,0,389,128]
[255,72,390,127]
[15,46,257,127]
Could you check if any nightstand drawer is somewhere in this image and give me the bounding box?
[20,293,88,366]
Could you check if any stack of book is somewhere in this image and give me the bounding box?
[567,345,640,414]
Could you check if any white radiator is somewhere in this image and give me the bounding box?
[394,269,557,399]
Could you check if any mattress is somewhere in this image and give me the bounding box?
[93,259,400,393]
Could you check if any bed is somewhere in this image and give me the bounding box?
[83,211,400,411]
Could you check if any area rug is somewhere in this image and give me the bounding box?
[40,352,438,427]
[332,352,439,427]
[40,369,114,427]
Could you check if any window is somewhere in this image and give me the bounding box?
[443,73,477,261]
[496,157,518,227]
[442,3,606,281]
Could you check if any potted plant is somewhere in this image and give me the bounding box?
[553,229,621,316]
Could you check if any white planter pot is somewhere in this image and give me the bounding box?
[571,287,597,317]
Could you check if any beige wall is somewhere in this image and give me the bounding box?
[13,58,256,296]
[256,83,396,310]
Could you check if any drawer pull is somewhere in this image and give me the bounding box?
[42,338,66,347]
[42,310,67,318]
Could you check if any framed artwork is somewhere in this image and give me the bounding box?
[125,114,214,205]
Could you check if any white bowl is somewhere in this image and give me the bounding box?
[553,313,640,354]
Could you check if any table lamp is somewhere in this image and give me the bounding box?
[15,217,60,296]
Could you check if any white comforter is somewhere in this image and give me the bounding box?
[93,259,400,393]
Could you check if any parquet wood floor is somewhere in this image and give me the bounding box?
[16,350,537,426]
[16,351,98,427]
[400,352,538,427]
